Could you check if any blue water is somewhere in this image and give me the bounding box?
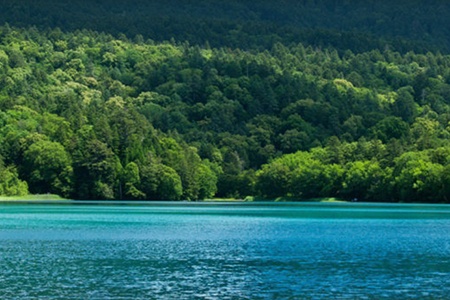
[1,202,450,299]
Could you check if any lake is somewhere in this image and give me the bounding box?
[1,201,450,299]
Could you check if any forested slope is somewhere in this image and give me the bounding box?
[1,1,450,202]
[0,0,449,53]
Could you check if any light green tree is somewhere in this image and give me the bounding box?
[23,140,73,197]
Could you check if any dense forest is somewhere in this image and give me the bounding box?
[1,1,450,202]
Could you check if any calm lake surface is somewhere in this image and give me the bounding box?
[1,202,450,299]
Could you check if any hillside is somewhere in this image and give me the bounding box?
[1,1,450,202]
[0,0,449,53]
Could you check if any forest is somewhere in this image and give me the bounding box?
[1,1,450,202]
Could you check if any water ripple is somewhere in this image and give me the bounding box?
[1,203,450,298]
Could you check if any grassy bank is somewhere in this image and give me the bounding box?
[0,194,68,201]
[243,196,347,202]
[203,198,246,202]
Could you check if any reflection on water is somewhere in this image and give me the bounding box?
[0,202,450,299]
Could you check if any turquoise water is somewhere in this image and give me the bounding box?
[1,202,450,299]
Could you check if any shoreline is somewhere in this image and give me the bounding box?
[0,195,346,203]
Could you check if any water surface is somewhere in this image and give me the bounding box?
[1,202,449,299]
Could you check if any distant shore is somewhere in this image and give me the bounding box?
[0,195,347,203]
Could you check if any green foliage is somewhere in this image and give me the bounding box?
[393,152,444,202]
[0,17,450,202]
[342,161,393,202]
[0,161,28,196]
[122,162,145,199]
[256,141,450,203]
[256,151,344,200]
[139,160,182,200]
[72,136,121,200]
[156,164,183,201]
[23,140,73,197]
[2,0,449,54]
